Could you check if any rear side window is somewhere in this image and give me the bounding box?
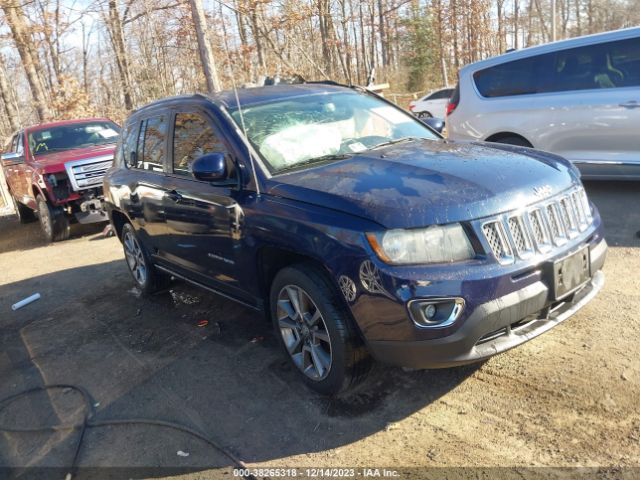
[474,55,552,97]
[138,115,167,171]
[474,36,640,97]
[172,112,229,175]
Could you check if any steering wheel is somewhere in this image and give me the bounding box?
[35,142,48,153]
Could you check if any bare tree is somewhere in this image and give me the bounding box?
[189,0,221,93]
[2,1,50,121]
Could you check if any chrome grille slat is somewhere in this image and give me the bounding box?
[481,186,593,262]
[63,155,113,191]
[482,221,513,264]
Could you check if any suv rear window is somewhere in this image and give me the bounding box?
[473,36,640,97]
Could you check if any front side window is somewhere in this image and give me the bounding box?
[138,116,167,172]
[15,133,24,155]
[229,91,439,174]
[28,121,120,156]
[173,112,228,175]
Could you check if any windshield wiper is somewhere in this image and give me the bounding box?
[276,153,353,174]
[369,136,416,151]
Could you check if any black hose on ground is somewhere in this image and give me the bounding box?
[0,384,255,480]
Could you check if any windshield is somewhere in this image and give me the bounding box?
[28,121,121,156]
[229,90,439,174]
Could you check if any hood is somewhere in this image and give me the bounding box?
[31,144,116,174]
[265,139,581,229]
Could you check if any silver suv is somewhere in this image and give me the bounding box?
[446,27,640,180]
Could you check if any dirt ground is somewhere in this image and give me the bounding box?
[0,181,639,479]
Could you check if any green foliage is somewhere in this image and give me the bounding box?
[401,3,436,92]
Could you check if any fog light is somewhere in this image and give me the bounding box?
[424,304,437,320]
[408,297,465,329]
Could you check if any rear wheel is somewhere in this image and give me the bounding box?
[270,264,371,395]
[491,135,532,147]
[416,111,433,119]
[121,223,169,294]
[37,194,70,242]
[12,196,36,223]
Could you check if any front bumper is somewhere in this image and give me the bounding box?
[366,238,607,369]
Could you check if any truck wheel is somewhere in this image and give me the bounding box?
[12,196,36,223]
[121,223,169,294]
[270,264,371,395]
[37,194,70,242]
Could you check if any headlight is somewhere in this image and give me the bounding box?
[366,223,475,265]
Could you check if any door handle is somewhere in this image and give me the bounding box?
[619,100,640,109]
[165,190,183,203]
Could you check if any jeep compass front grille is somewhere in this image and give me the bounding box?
[483,186,593,263]
[63,155,113,191]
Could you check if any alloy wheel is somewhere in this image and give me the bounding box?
[277,285,332,381]
[123,230,147,286]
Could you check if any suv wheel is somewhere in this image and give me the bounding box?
[12,196,36,223]
[270,264,371,395]
[37,195,70,242]
[492,135,532,147]
[121,223,169,294]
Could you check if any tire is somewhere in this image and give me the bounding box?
[37,194,70,242]
[270,264,371,395]
[492,135,532,147]
[121,223,169,294]
[416,111,432,119]
[12,196,36,223]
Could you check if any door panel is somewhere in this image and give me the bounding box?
[546,87,640,166]
[162,177,247,298]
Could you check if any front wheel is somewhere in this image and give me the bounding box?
[37,195,70,242]
[270,264,371,395]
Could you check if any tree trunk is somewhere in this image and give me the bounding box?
[0,55,20,132]
[377,0,387,68]
[514,0,520,49]
[2,1,50,122]
[189,0,222,93]
[106,0,134,110]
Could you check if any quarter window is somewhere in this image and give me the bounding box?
[172,112,228,175]
[122,122,140,168]
[138,116,167,171]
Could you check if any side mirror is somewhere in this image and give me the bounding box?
[423,117,445,134]
[191,153,227,182]
[1,152,24,167]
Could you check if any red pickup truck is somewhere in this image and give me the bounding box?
[1,118,120,241]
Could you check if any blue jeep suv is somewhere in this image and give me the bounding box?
[104,83,607,394]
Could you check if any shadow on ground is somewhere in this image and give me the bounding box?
[583,181,640,248]
[0,257,477,474]
[0,214,106,255]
